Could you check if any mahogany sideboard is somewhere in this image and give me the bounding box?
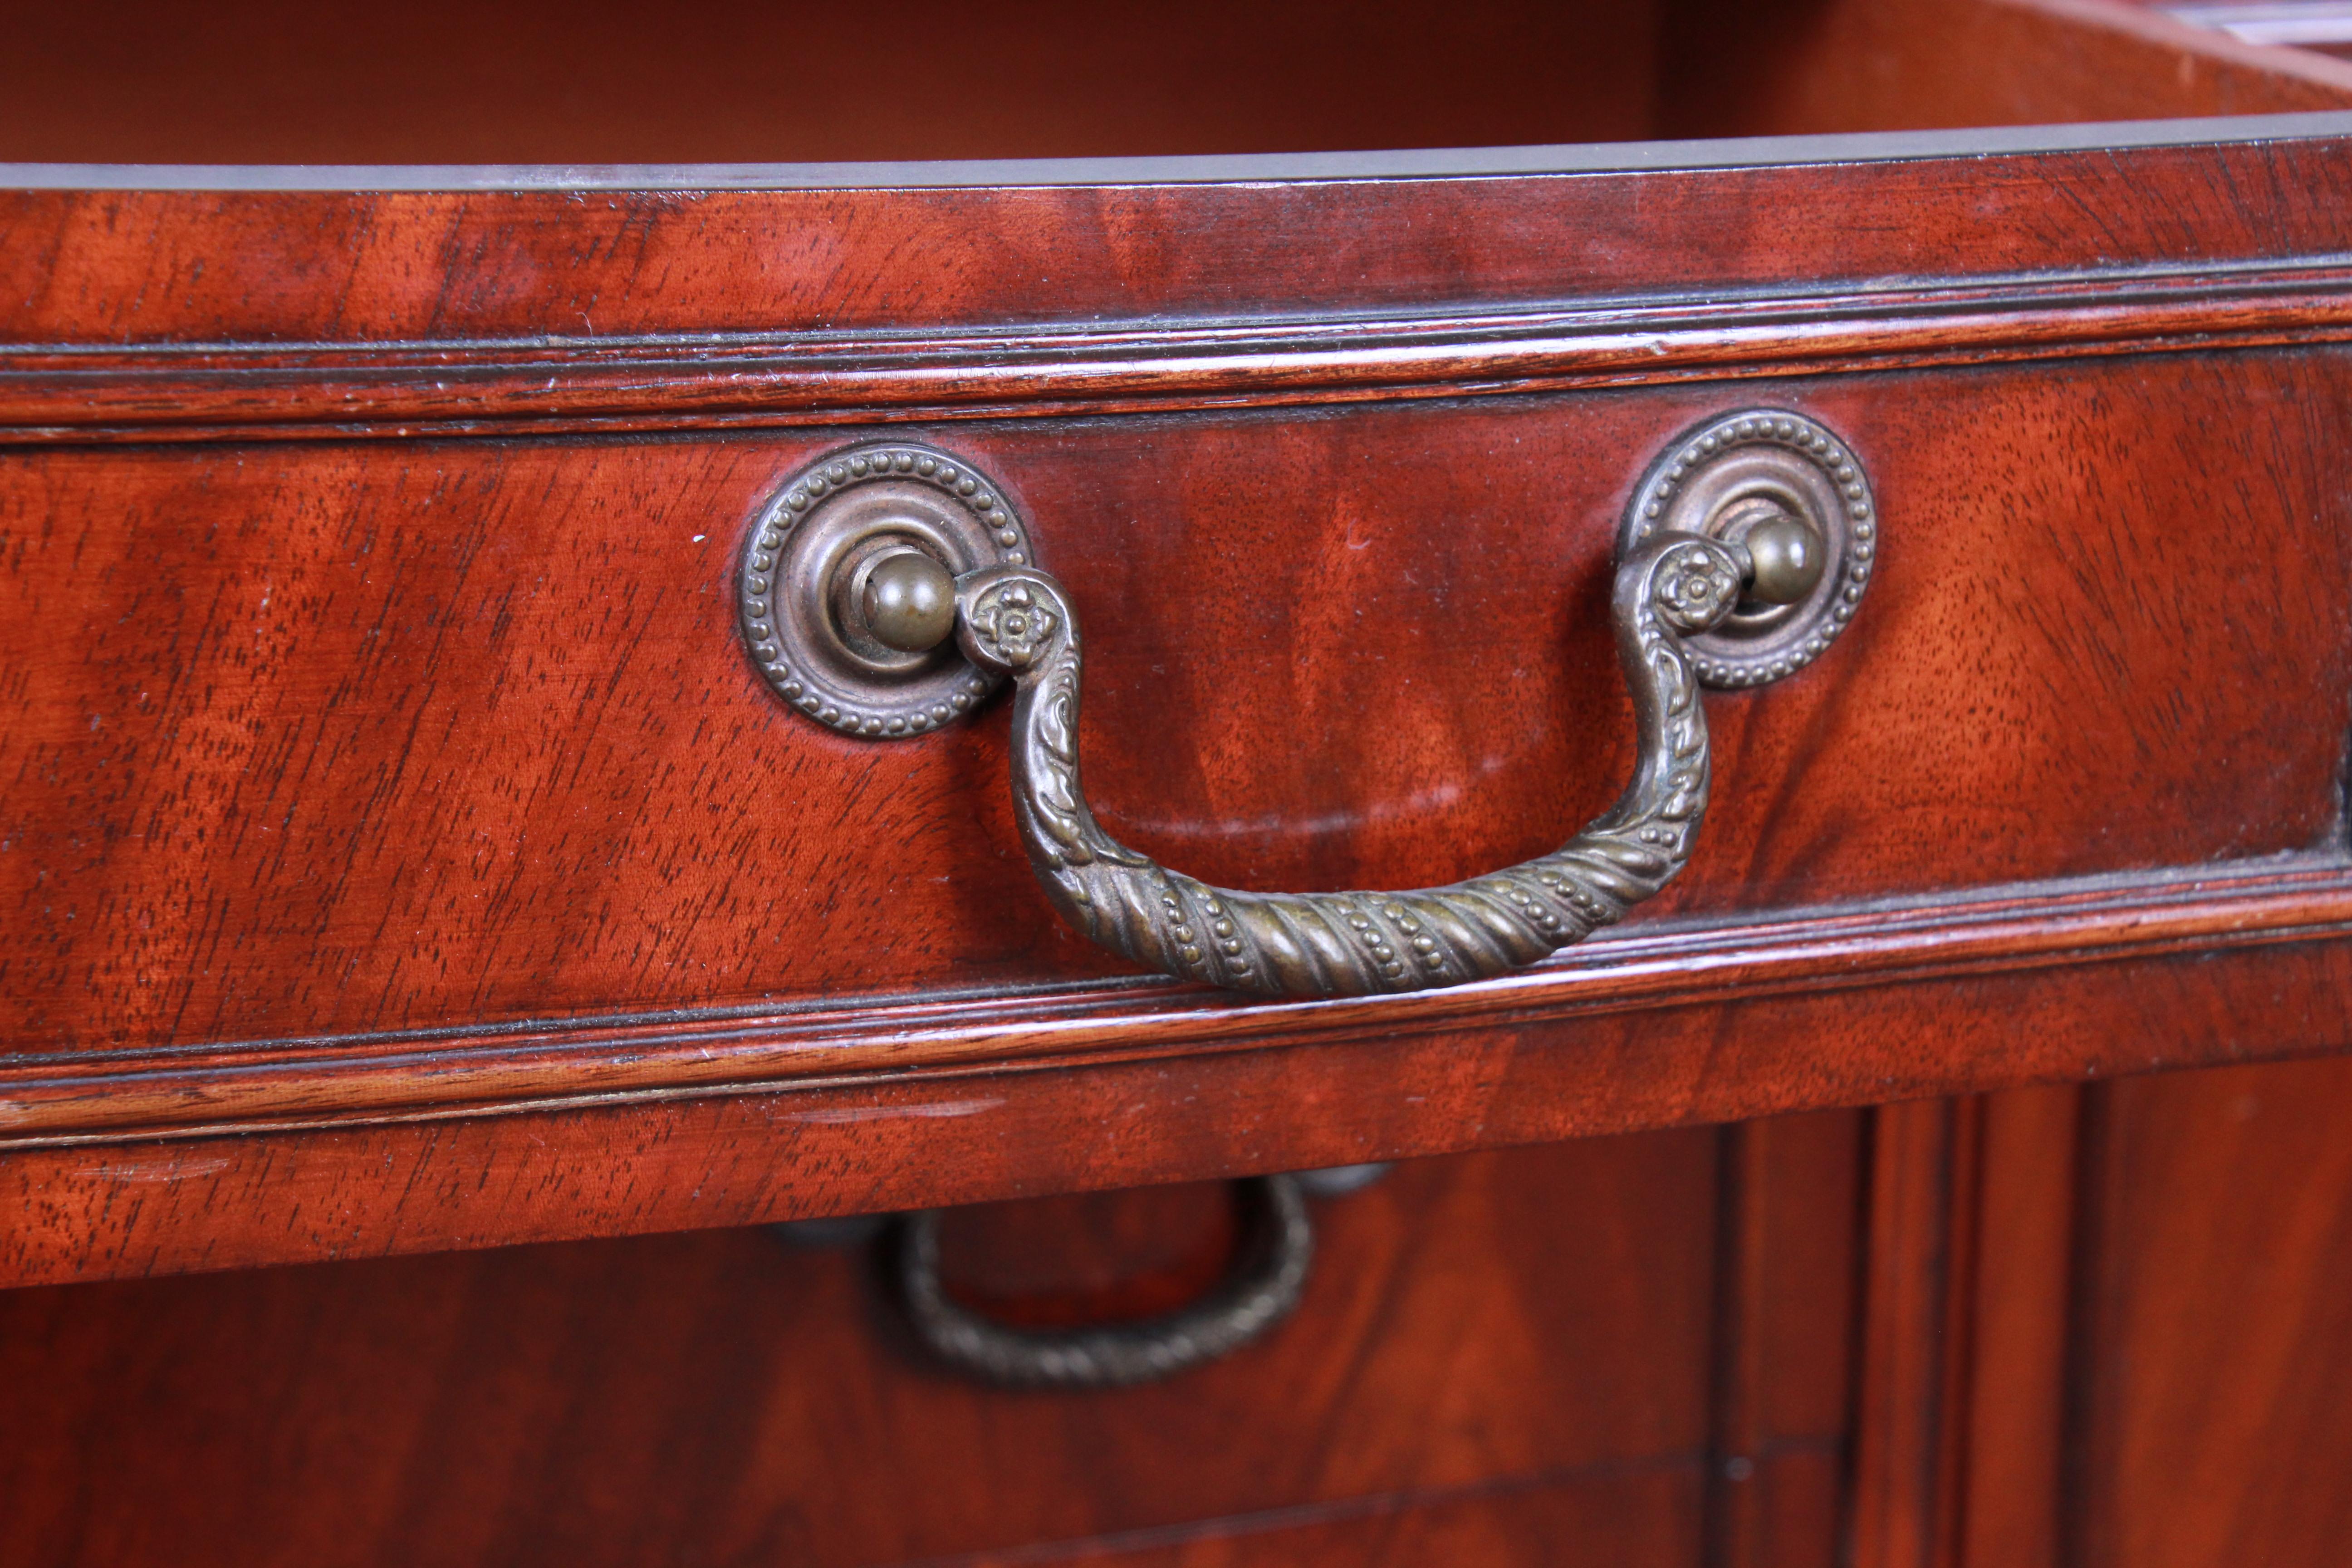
[10,0,2352,1563]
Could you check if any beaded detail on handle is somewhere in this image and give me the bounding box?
[955,534,1743,998]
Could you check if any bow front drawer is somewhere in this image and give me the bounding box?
[9,0,2352,1284]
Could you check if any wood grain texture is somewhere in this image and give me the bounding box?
[0,1133,1862,1568]
[15,926,2352,1287]
[10,326,2352,1271]
[12,260,2352,441]
[2066,1057,2352,1568]
[10,77,2352,1277]
[1703,1113,1863,1568]
[922,1476,1699,1568]
[1851,1098,1971,1568]
[7,356,2348,1053]
[1847,1089,2079,1568]
[10,137,2352,358]
[3,348,2348,1127]
[8,15,2352,1566]
[0,0,1666,166]
[3,862,2347,1144]
[1662,0,2352,139]
[1954,1086,2078,1568]
[1841,1063,2352,1568]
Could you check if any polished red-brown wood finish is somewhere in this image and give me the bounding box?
[8,354,2345,1050]
[9,2,2352,1565]
[1828,1059,2352,1568]
[0,1129,1861,1568]
[24,1054,2352,1568]
[5,0,2340,169]
[10,127,2352,1256]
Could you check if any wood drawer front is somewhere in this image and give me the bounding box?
[7,356,2340,1048]
[0,1127,1859,1568]
[10,121,2352,1279]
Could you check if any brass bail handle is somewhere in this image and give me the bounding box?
[740,415,1872,998]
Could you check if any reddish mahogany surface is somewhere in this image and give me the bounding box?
[8,143,2352,358]
[7,358,2344,1056]
[18,919,2352,1287]
[19,1061,2352,1567]
[1826,1058,2352,1568]
[6,5,2352,1566]
[0,0,1670,166]
[1,0,2337,168]
[2068,1058,2352,1568]
[1664,0,2352,138]
[9,323,2352,1273]
[0,1131,1860,1568]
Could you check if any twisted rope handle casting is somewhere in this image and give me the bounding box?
[953,533,1745,998]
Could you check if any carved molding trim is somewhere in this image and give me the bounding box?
[6,858,2352,1147]
[5,260,2352,441]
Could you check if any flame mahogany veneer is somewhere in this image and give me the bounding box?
[11,133,2352,1281]
[11,3,2352,1567]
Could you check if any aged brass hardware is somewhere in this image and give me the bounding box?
[777,1166,1386,1387]
[1619,410,1875,686]
[860,548,960,652]
[897,1175,1314,1388]
[739,445,1034,738]
[945,536,1741,996]
[1734,512,1828,607]
[742,416,1870,998]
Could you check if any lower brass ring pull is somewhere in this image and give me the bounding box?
[898,1174,1313,1388]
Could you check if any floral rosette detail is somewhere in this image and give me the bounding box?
[965,579,1062,668]
[1651,542,1741,634]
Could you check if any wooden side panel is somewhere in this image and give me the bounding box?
[1955,1086,2078,1568]
[1848,1085,2082,1568]
[0,1130,1868,1568]
[2068,1057,2352,1568]
[1848,1064,2352,1568]
[1705,1112,1865,1568]
[1851,1098,1969,1568]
